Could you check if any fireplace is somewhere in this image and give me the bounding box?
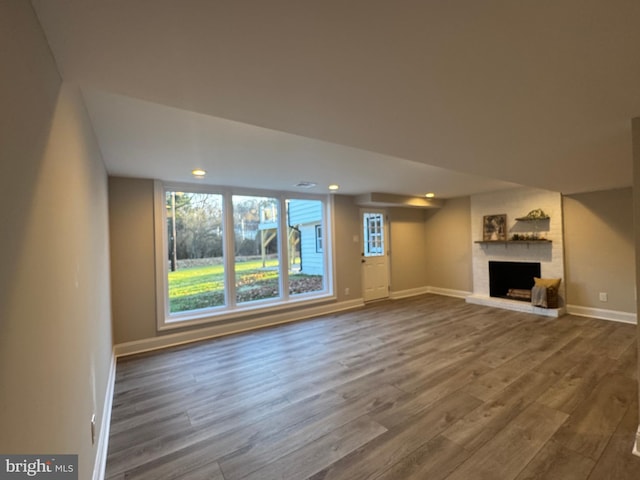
[489,261,541,302]
[468,188,564,316]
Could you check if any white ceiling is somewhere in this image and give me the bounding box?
[32,0,640,198]
[81,88,517,197]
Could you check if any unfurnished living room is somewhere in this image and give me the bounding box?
[2,1,640,479]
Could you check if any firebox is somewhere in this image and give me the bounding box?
[489,261,541,301]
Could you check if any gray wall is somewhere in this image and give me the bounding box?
[332,194,363,301]
[109,177,157,344]
[389,208,428,293]
[424,196,473,293]
[564,188,636,313]
[0,2,113,478]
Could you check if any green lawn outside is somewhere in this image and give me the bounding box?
[168,259,322,313]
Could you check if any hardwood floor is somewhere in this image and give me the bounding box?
[105,294,640,479]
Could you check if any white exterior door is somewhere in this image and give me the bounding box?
[361,209,390,302]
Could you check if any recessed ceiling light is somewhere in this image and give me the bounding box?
[294,181,318,188]
[425,192,435,198]
[192,168,206,178]
[328,184,340,191]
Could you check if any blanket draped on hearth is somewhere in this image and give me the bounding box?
[531,285,548,307]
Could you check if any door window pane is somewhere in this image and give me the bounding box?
[364,212,385,257]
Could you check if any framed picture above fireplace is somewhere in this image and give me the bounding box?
[483,214,507,241]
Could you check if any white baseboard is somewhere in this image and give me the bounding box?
[390,286,471,300]
[427,286,472,299]
[114,298,365,357]
[634,425,640,457]
[92,352,116,480]
[566,305,637,324]
[389,287,430,299]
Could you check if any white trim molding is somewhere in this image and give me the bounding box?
[390,286,471,300]
[115,298,364,357]
[427,286,472,299]
[566,305,637,324]
[92,352,116,480]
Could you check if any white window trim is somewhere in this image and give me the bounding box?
[153,180,336,331]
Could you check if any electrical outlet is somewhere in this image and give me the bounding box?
[90,414,96,445]
[344,287,350,295]
[599,292,608,302]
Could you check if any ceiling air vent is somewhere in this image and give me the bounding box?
[294,181,318,189]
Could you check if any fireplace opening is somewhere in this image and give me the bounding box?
[489,261,541,302]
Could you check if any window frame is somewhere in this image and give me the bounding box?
[154,181,335,330]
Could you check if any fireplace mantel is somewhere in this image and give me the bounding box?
[474,240,552,245]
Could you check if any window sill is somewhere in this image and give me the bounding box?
[159,292,337,331]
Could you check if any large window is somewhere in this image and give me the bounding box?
[156,183,333,327]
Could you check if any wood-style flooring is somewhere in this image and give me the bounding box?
[105,294,640,479]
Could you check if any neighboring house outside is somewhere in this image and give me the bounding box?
[288,199,324,275]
